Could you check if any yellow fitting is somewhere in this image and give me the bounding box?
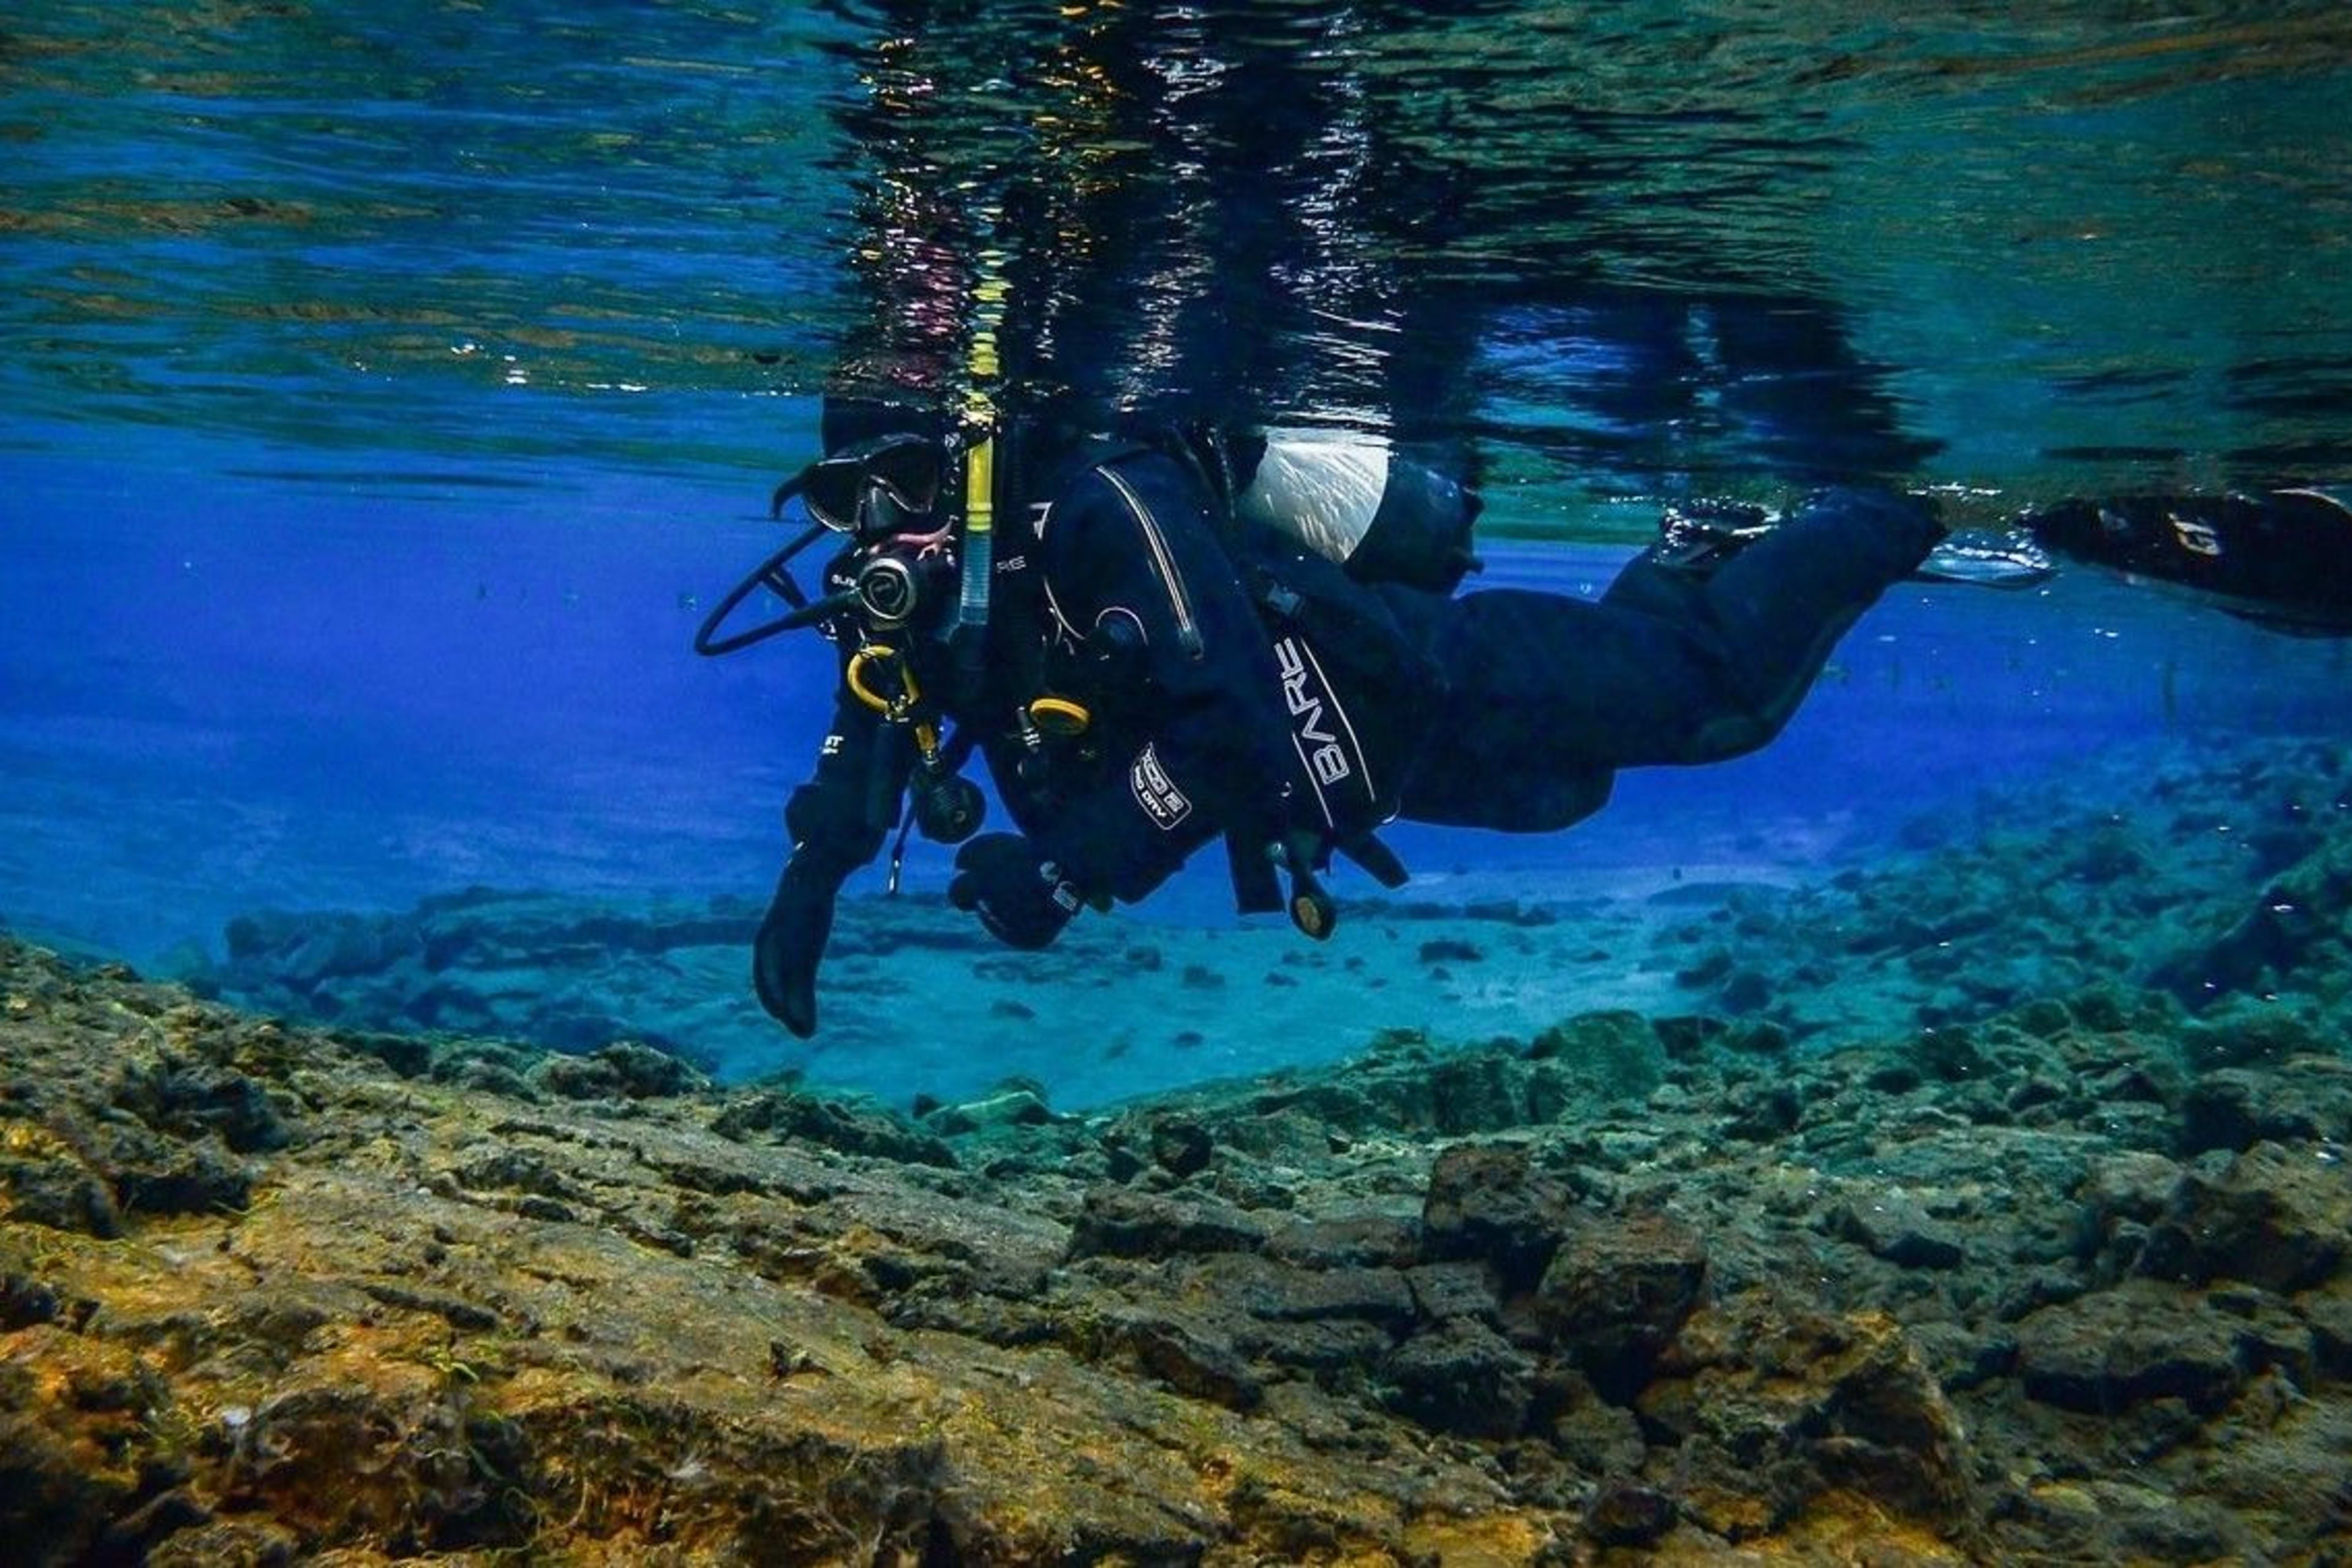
[1027,696,1092,736]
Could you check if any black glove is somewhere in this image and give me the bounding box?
[949,834,1081,950]
[752,853,846,1038]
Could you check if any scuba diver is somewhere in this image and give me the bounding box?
[698,403,1951,1037]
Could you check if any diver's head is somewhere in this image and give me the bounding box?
[799,431,963,635]
[696,404,973,657]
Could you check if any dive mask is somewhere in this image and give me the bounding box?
[800,433,947,540]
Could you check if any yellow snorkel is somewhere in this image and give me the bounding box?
[952,257,1007,649]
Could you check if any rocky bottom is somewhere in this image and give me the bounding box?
[169,735,2352,1114]
[5,925,2350,1566]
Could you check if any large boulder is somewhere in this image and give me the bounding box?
[1639,1292,1978,1541]
[2013,1280,2247,1415]
[2138,1140,2352,1294]
[1533,1209,1708,1398]
[1418,1140,1579,1292]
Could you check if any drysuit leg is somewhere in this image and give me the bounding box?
[1399,487,1940,832]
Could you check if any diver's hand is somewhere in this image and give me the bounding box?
[752,854,843,1038]
[949,834,1081,950]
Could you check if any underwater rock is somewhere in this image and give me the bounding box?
[0,1329,186,1564]
[0,1271,63,1331]
[1581,1476,1679,1549]
[2136,1140,2352,1293]
[1265,1211,1419,1271]
[164,741,2352,1127]
[708,1085,957,1167]
[193,890,750,1073]
[1243,1037,1580,1140]
[1400,1258,1502,1325]
[1101,1305,1265,1411]
[2010,1476,2254,1567]
[1831,1189,1967,1270]
[7,1093,262,1232]
[1720,1079,1804,1142]
[2153,829,2352,1006]
[1197,1252,1419,1336]
[2073,1149,2187,1278]
[94,1128,256,1221]
[2179,1060,2352,1155]
[1139,1113,1215,1177]
[534,1040,708,1101]
[1523,1008,1665,1101]
[915,1085,1060,1137]
[1381,1317,1535,1438]
[1415,1049,1556,1133]
[0,1138,122,1238]
[12,929,2352,1564]
[1717,967,1776,1014]
[2013,1280,2248,1414]
[1534,1210,1708,1395]
[2181,1006,2336,1070]
[1419,1140,1578,1292]
[110,1056,290,1153]
[1415,936,1483,967]
[222,907,422,989]
[1065,1186,1271,1261]
[1635,739,2352,1057]
[1642,1292,1977,1539]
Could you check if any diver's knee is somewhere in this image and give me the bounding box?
[1683,710,1776,763]
[1513,768,1615,831]
[1399,765,1615,833]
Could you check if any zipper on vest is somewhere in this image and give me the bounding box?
[1100,464,1204,660]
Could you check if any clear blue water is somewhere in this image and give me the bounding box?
[4,1,2350,1094]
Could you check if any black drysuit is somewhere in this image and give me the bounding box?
[753,447,1941,1035]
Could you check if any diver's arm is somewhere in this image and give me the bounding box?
[753,685,909,1037]
[782,684,908,870]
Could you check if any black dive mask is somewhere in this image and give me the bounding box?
[801,433,946,540]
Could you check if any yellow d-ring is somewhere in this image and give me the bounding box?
[1027,695,1093,736]
[846,648,916,717]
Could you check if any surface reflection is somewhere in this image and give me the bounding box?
[817,0,1929,478]
[2,0,2346,507]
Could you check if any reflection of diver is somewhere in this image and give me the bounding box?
[819,0,1936,484]
[2021,490,2352,635]
[700,412,1943,1036]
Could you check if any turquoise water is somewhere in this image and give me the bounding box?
[4,1,2350,1095]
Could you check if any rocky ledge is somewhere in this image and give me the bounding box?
[6,934,2351,1564]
